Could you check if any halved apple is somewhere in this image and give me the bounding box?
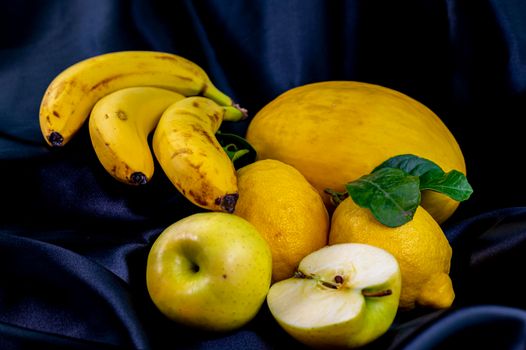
[266,243,401,348]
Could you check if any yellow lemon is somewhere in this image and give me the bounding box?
[246,81,466,224]
[329,197,454,310]
[234,159,329,282]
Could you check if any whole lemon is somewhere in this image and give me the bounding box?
[234,159,329,282]
[329,197,454,310]
[246,81,466,224]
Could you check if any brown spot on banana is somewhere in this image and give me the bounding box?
[189,124,221,152]
[116,110,127,120]
[175,110,208,121]
[192,163,204,172]
[188,190,208,207]
[198,83,208,96]
[41,80,66,108]
[185,159,204,174]
[152,54,204,77]
[178,186,186,195]
[186,180,228,211]
[212,111,221,123]
[171,148,193,158]
[173,75,195,82]
[153,54,181,62]
[206,112,221,126]
[90,74,126,91]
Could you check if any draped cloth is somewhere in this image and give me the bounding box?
[1,1,525,349]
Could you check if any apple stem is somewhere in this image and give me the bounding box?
[362,290,392,297]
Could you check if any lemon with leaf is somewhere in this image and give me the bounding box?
[329,196,455,310]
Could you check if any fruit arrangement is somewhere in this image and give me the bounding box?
[39,51,473,348]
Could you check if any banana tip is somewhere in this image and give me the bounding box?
[130,172,149,185]
[217,193,239,213]
[47,132,64,147]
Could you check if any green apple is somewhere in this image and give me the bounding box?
[267,243,401,348]
[146,212,272,332]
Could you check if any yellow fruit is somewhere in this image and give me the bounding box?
[40,51,244,147]
[246,81,466,224]
[234,159,329,282]
[329,197,454,310]
[152,97,240,213]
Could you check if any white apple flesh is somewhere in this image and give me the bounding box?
[146,212,273,332]
[267,243,401,349]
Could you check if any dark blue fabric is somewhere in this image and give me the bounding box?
[1,0,526,349]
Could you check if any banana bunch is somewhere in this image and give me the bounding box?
[39,51,247,213]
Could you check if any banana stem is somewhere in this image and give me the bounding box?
[203,84,233,107]
[223,105,248,121]
[201,84,248,120]
[233,103,249,119]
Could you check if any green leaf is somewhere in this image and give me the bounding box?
[215,131,257,169]
[420,170,473,201]
[346,168,421,227]
[373,154,443,177]
[373,154,473,201]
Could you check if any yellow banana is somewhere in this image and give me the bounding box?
[89,87,185,185]
[40,51,247,147]
[152,96,242,213]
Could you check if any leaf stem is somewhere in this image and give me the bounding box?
[324,188,349,206]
